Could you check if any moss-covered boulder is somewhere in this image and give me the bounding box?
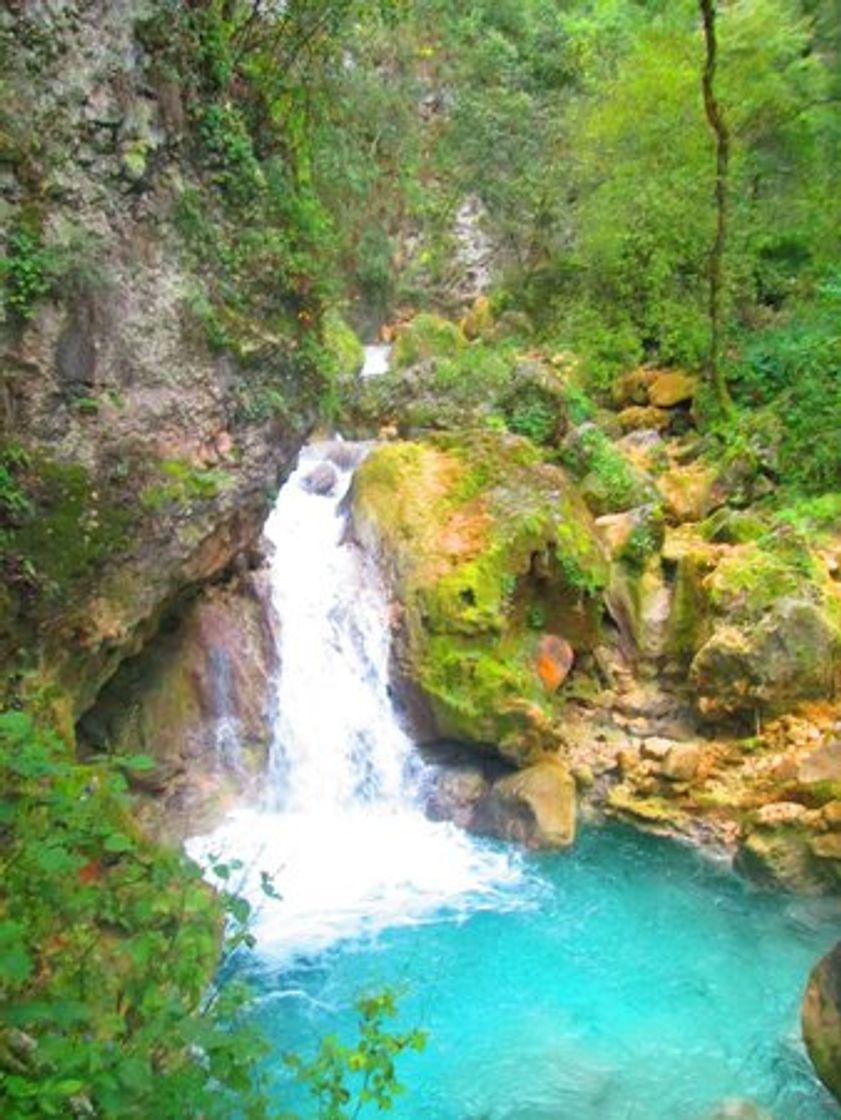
[691,598,841,719]
[803,942,841,1105]
[352,431,609,763]
[342,334,581,446]
[324,310,365,379]
[392,313,467,369]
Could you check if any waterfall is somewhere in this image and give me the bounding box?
[187,441,523,963]
[262,442,411,812]
[360,343,392,380]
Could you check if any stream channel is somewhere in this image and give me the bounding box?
[187,371,841,1120]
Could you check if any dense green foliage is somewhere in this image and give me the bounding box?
[323,0,841,488]
[0,712,424,1119]
[0,710,268,1118]
[2,0,841,1114]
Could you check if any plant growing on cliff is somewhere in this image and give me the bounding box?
[0,229,54,321]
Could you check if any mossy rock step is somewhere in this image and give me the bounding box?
[352,430,609,764]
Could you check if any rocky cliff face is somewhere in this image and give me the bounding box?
[0,2,324,725]
[78,566,279,839]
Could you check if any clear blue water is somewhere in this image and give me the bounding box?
[236,825,841,1120]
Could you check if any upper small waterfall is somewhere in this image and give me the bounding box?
[187,440,523,962]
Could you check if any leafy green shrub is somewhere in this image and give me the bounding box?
[393,314,467,369]
[198,103,265,201]
[0,711,270,1119]
[0,712,425,1119]
[729,300,841,492]
[141,459,233,511]
[561,425,647,513]
[504,389,557,445]
[1,229,55,320]
[0,446,32,522]
[323,310,365,378]
[285,990,426,1120]
[433,343,512,404]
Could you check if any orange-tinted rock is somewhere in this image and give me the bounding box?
[657,462,718,524]
[535,634,574,691]
[648,371,698,408]
[618,405,672,433]
[612,367,659,407]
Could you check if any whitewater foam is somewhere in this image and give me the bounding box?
[186,440,525,963]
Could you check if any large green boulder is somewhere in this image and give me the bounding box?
[691,598,841,718]
[392,312,467,369]
[352,431,608,763]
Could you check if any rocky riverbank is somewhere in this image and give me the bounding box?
[344,309,841,895]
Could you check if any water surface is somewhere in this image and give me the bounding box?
[189,441,840,1120]
[242,825,840,1120]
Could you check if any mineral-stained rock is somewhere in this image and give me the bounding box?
[798,742,841,785]
[640,737,674,761]
[612,367,659,408]
[618,405,672,433]
[534,634,574,692]
[0,5,317,720]
[803,941,841,1105]
[736,827,822,892]
[473,759,577,849]
[661,743,702,782]
[78,570,278,838]
[657,462,719,524]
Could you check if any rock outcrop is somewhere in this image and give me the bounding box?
[352,430,608,764]
[78,568,278,838]
[473,759,577,849]
[425,755,577,849]
[803,941,841,1105]
[0,4,323,724]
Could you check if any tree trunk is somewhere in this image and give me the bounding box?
[699,0,733,413]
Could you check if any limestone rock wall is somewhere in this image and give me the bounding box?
[0,2,318,722]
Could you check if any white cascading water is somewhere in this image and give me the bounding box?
[187,440,524,963]
[360,343,392,379]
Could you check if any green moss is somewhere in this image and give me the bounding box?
[140,459,233,512]
[667,552,711,658]
[0,450,136,663]
[324,309,364,378]
[354,431,609,758]
[708,543,809,618]
[392,313,467,369]
[620,507,666,569]
[1,225,55,320]
[561,425,652,514]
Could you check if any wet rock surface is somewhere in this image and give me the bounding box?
[803,941,841,1105]
[79,567,279,839]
